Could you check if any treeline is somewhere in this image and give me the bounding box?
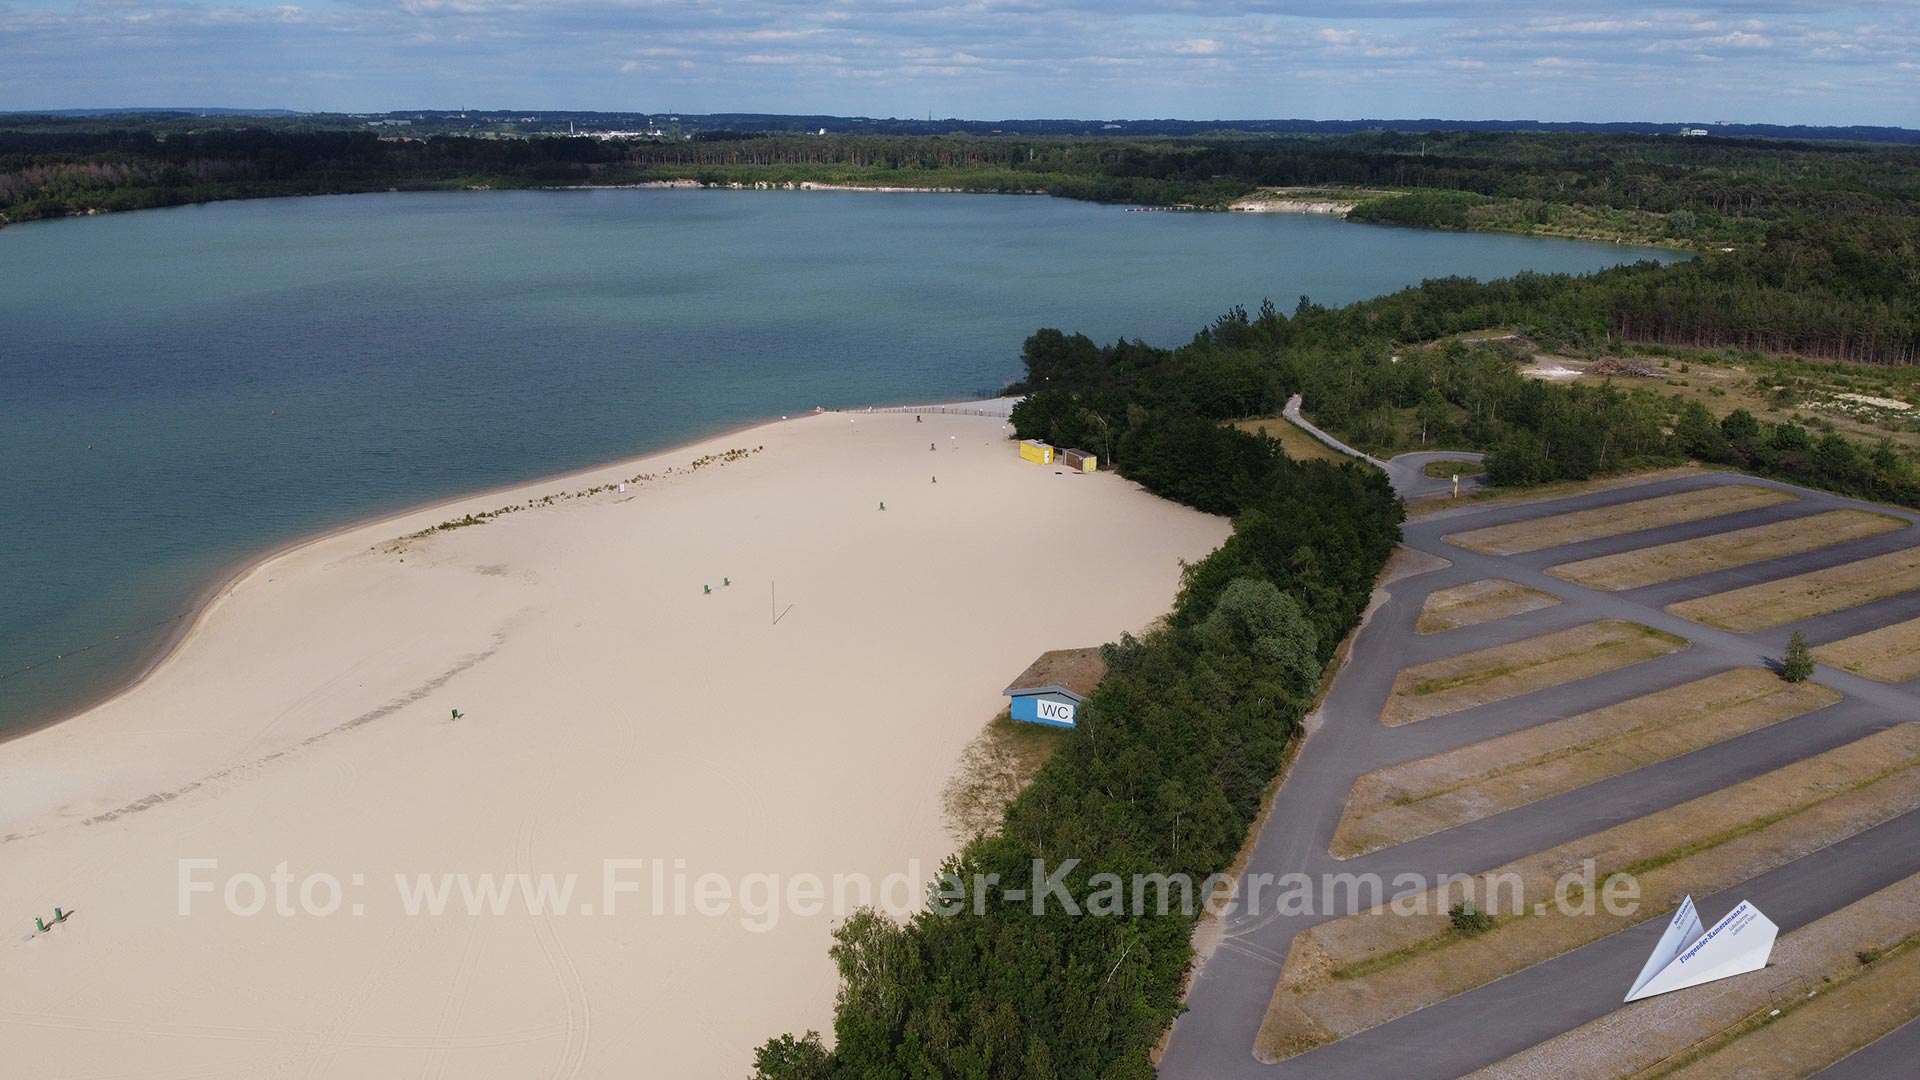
[0,129,631,222]
[752,336,1402,1079]
[1010,285,1920,508]
[10,126,1919,226]
[1273,235,1916,370]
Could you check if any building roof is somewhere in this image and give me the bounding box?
[1003,647,1109,702]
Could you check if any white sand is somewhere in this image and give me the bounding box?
[0,410,1227,1078]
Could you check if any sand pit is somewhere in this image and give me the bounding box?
[1445,485,1797,555]
[1381,621,1688,726]
[1668,545,1920,631]
[0,409,1229,1078]
[1334,669,1840,857]
[1548,509,1907,591]
[1414,579,1560,634]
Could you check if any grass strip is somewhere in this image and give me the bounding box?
[1382,621,1687,726]
[1415,579,1561,634]
[1668,545,1920,631]
[1446,485,1797,556]
[1549,509,1906,591]
[1813,615,1920,683]
[1335,670,1840,857]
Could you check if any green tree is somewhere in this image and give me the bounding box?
[1675,400,1729,462]
[1417,388,1449,446]
[1198,578,1321,694]
[1720,409,1761,449]
[1782,631,1815,683]
[753,1033,834,1080]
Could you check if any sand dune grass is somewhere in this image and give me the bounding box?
[1445,485,1797,556]
[1257,724,1920,1062]
[1668,546,1920,631]
[1549,509,1907,591]
[1415,579,1560,634]
[1335,669,1840,857]
[1381,621,1688,726]
[941,710,1066,842]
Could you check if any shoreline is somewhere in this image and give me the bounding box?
[0,180,1695,252]
[0,397,1223,1076]
[2,396,1014,747]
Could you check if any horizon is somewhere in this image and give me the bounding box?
[8,108,1917,140]
[2,2,1915,128]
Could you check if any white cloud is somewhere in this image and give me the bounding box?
[0,0,1912,125]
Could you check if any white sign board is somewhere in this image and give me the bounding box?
[1624,896,1777,1002]
[1036,699,1076,724]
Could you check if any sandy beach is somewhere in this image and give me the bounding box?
[0,407,1228,1078]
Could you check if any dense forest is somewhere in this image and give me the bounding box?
[1011,277,1920,508]
[753,335,1403,1080]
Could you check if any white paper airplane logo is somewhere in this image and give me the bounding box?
[1625,895,1778,1002]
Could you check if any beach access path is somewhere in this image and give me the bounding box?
[1280,394,1486,499]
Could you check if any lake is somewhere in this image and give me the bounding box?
[0,189,1682,731]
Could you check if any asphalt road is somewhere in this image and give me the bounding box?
[1815,1016,1920,1077]
[1279,394,1486,499]
[1158,469,1920,1079]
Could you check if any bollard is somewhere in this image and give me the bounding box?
[879,501,886,511]
[703,584,711,594]
[35,917,47,933]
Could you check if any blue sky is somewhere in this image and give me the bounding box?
[1,1,1914,125]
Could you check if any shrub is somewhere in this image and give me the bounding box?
[1450,901,1494,936]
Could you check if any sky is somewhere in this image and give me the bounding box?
[0,1,1915,126]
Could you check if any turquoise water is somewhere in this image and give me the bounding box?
[0,189,1682,731]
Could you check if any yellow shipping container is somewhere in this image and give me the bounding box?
[1019,440,1055,465]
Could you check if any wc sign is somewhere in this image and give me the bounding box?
[1011,694,1079,727]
